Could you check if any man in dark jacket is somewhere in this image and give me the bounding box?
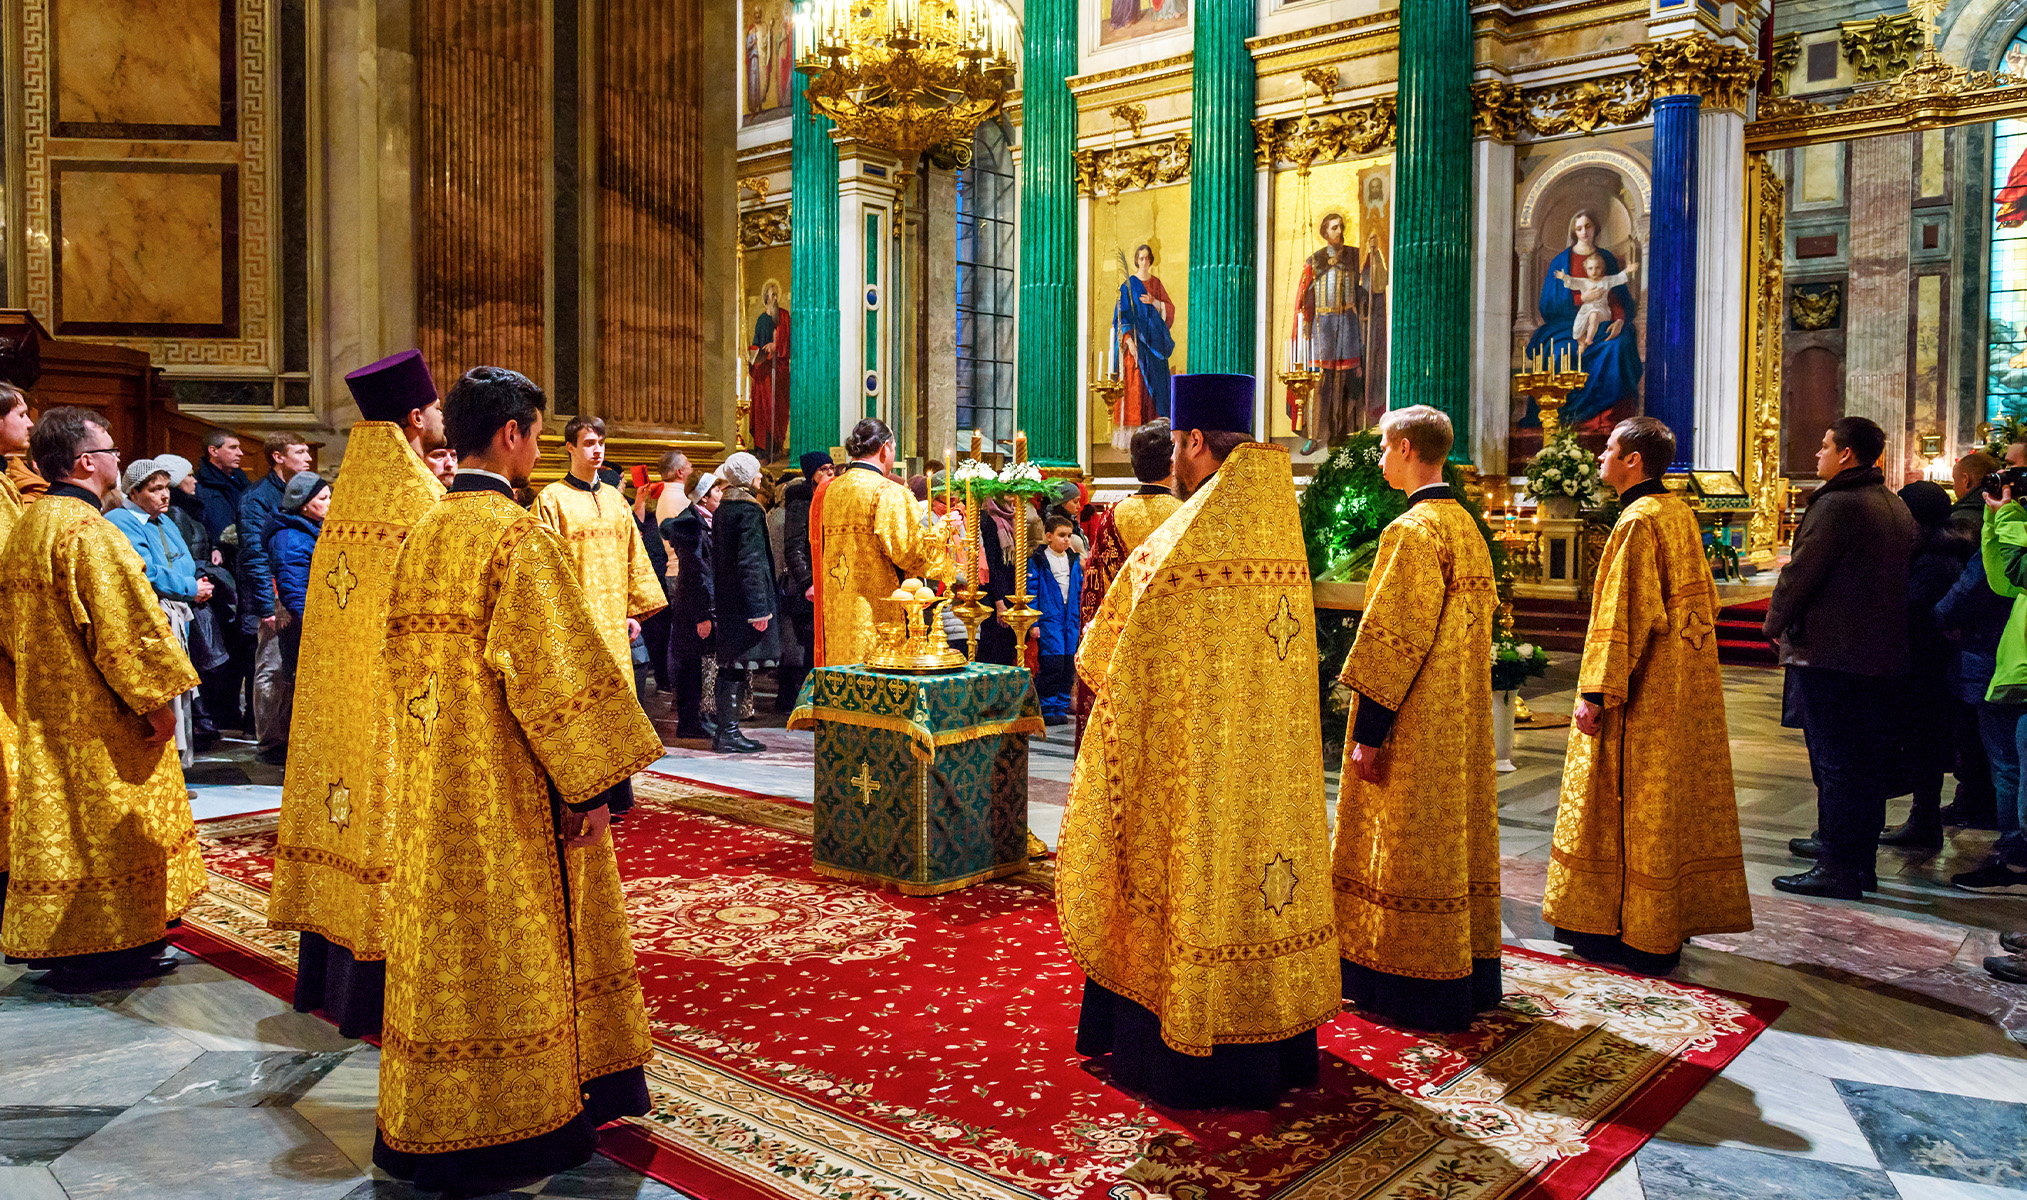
[1764,416,1916,899]
[238,431,312,759]
[194,431,250,548]
[1941,449,2003,828]
[774,451,833,711]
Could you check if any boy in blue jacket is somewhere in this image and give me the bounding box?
[1029,514,1083,725]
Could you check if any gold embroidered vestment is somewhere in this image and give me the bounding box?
[1058,443,1340,1056]
[535,479,666,679]
[376,489,662,1156]
[810,465,952,667]
[267,423,445,957]
[0,494,204,958]
[0,469,22,876]
[1543,492,1753,954]
[1079,490,1182,625]
[1334,498,1501,982]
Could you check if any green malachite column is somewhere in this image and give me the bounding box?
[790,63,842,461]
[1391,0,1473,458]
[1185,0,1258,379]
[1016,0,1077,465]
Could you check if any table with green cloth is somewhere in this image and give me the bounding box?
[787,663,1042,895]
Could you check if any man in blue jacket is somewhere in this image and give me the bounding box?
[1029,513,1084,725]
[194,431,249,547]
[237,432,312,761]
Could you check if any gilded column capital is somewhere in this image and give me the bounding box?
[1470,80,1524,141]
[1840,14,1922,82]
[1252,116,1279,171]
[1769,33,1801,96]
[1636,35,1762,109]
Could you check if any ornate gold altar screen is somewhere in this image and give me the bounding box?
[1741,4,2027,559]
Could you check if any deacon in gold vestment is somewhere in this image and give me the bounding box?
[0,408,203,986]
[1062,373,1339,1109]
[0,384,33,922]
[1078,419,1182,626]
[1545,418,1752,974]
[1334,406,1502,1032]
[534,415,665,680]
[371,368,662,1193]
[810,418,954,667]
[268,351,446,1036]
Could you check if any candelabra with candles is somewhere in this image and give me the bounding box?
[1513,344,1589,440]
[998,432,1042,649]
[1091,346,1125,428]
[948,431,993,660]
[1280,313,1323,437]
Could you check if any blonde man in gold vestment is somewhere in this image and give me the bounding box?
[1,407,203,989]
[0,383,31,919]
[268,350,446,1037]
[810,418,955,666]
[536,414,667,682]
[1545,417,1753,974]
[1334,405,1502,1032]
[372,369,663,1192]
[1062,373,1339,1109]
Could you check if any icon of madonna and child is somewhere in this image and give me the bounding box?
[1520,209,1645,451]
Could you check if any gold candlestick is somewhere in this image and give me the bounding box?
[952,429,991,659]
[999,430,1041,651]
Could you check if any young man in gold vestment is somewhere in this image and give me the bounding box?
[0,407,204,990]
[809,417,956,667]
[267,350,446,1037]
[1061,373,1340,1109]
[1545,416,1753,975]
[536,415,664,813]
[0,384,31,920]
[1334,405,1502,1032]
[372,368,664,1192]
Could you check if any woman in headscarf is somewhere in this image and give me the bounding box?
[709,452,780,754]
[108,459,212,766]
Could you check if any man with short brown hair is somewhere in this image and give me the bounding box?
[239,431,313,758]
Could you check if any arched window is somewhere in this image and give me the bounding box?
[957,120,1017,443]
[1988,28,2027,419]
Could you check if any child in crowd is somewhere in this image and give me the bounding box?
[1028,514,1083,725]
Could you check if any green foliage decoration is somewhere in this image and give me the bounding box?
[1298,431,1506,583]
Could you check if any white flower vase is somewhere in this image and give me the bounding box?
[1493,689,1517,772]
[1540,494,1579,521]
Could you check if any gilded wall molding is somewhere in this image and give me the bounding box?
[1743,152,1785,561]
[1750,50,2027,148]
[1475,72,1653,140]
[1770,34,1801,95]
[1251,98,1395,170]
[1074,134,1192,197]
[1636,35,1760,111]
[738,204,791,250]
[1840,14,1923,82]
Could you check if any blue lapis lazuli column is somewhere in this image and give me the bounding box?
[1648,92,1699,469]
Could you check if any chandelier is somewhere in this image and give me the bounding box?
[795,0,1019,190]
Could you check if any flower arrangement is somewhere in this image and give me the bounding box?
[1490,636,1549,692]
[951,458,997,484]
[1524,434,1601,505]
[1986,414,2027,459]
[948,456,1052,500]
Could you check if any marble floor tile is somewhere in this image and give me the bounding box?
[1632,1138,1900,1199]
[292,1050,381,1174]
[1653,1036,1881,1170]
[1885,1171,2027,1199]
[1591,1159,1647,1200]
[54,1105,363,1200]
[111,956,362,1053]
[0,985,204,1106]
[541,1152,687,1199]
[0,1106,127,1166]
[138,1050,351,1109]
[0,1165,71,1200]
[1833,1081,2027,1191]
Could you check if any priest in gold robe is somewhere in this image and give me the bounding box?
[1333,405,1502,1032]
[372,367,663,1192]
[1544,417,1753,974]
[0,383,31,919]
[267,350,446,1036]
[1061,373,1340,1109]
[810,417,955,667]
[0,407,204,989]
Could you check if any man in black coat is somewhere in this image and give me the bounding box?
[774,451,833,711]
[1764,416,1917,899]
[237,431,312,759]
[194,431,250,548]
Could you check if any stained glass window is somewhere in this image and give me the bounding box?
[1987,31,2027,419]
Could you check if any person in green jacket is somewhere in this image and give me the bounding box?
[1969,482,2027,983]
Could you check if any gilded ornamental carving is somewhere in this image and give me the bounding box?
[1250,98,1395,169]
[1840,14,1923,82]
[738,205,792,250]
[1074,133,1193,197]
[1636,36,1761,110]
[1788,285,1842,332]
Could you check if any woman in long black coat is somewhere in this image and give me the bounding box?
[661,475,719,740]
[710,452,780,754]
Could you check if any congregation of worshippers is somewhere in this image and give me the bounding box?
[4,353,2027,1187]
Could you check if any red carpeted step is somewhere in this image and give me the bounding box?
[1715,597,1777,667]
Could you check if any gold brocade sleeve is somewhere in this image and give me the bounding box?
[1075,558,1133,694]
[70,522,200,716]
[1579,516,1666,708]
[624,518,666,619]
[489,526,662,804]
[874,485,952,583]
[1341,519,1441,711]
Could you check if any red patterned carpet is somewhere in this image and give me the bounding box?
[178,772,1781,1200]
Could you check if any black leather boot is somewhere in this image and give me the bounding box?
[1879,819,1944,851]
[712,673,764,754]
